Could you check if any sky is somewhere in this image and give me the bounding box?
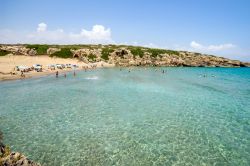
[1,0,250,61]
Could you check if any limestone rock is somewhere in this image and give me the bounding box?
[28,49,37,56]
[47,48,61,55]
[0,44,249,67]
[0,152,40,166]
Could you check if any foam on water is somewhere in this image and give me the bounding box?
[85,76,99,80]
[0,67,250,165]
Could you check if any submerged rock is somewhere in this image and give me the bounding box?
[0,152,40,166]
[0,131,40,166]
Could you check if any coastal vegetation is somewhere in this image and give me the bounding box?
[101,47,114,60]
[147,48,179,57]
[26,44,49,55]
[0,50,11,56]
[50,48,73,58]
[130,47,144,58]
[88,53,97,61]
[0,44,249,67]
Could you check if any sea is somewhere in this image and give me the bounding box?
[0,67,250,165]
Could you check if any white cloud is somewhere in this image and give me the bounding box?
[70,25,113,43]
[190,41,203,49]
[207,43,235,51]
[190,41,235,51]
[0,23,113,44]
[81,25,111,40]
[37,22,47,32]
[187,41,250,61]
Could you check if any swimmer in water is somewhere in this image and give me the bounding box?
[56,71,59,78]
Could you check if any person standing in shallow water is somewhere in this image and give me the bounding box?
[21,71,25,78]
[74,71,76,76]
[64,73,66,78]
[56,71,59,78]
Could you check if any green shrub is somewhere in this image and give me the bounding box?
[50,48,73,58]
[62,45,92,50]
[88,53,97,61]
[147,48,179,57]
[26,44,49,55]
[147,48,166,57]
[165,50,179,55]
[101,48,114,60]
[130,47,144,58]
[0,50,11,56]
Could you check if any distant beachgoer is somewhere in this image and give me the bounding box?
[74,71,76,76]
[21,71,25,78]
[162,70,165,73]
[56,71,59,78]
[64,73,66,78]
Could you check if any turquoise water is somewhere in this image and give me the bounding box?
[0,67,250,166]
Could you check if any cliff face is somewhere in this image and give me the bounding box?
[1,44,249,67]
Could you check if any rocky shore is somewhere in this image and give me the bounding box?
[0,132,40,166]
[1,44,249,67]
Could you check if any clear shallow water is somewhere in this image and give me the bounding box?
[0,67,250,166]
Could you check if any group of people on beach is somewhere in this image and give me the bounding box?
[56,70,76,78]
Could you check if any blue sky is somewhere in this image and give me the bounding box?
[1,0,250,61]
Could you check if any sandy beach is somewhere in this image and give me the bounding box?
[0,55,114,81]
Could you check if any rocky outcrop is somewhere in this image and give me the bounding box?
[0,45,249,67]
[47,48,61,55]
[0,152,40,166]
[0,45,37,56]
[0,131,40,166]
[71,48,102,62]
[28,49,37,56]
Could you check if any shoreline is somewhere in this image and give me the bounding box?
[1,65,249,82]
[0,55,114,82]
[0,68,112,82]
[1,54,249,82]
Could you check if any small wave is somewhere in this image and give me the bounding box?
[85,76,99,80]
